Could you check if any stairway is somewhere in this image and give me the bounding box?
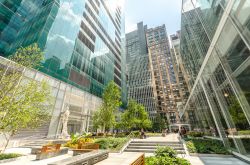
[124,140,185,154]
[20,139,50,148]
[11,123,49,140]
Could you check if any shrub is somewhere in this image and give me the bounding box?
[131,131,140,137]
[238,130,250,135]
[155,146,177,158]
[94,137,129,151]
[187,131,204,137]
[146,147,191,165]
[0,153,22,160]
[186,139,230,154]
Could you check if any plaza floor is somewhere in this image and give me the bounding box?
[1,134,249,165]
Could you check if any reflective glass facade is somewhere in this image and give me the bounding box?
[180,0,250,159]
[0,0,127,103]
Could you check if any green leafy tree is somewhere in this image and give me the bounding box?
[92,81,122,132]
[0,44,52,152]
[152,114,167,132]
[119,100,152,131]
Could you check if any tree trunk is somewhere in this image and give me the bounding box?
[2,133,11,153]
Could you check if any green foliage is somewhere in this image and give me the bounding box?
[186,139,230,154]
[238,130,250,135]
[92,81,122,132]
[146,156,190,165]
[0,44,52,152]
[187,131,204,137]
[228,97,249,130]
[152,114,167,132]
[94,137,128,151]
[8,44,44,68]
[155,146,177,158]
[146,146,190,165]
[119,99,152,130]
[0,153,22,160]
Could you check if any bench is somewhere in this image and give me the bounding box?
[130,153,145,165]
[35,144,68,160]
[48,150,109,165]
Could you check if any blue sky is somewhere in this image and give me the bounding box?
[124,0,182,35]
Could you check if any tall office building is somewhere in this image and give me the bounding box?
[126,22,157,120]
[180,0,250,160]
[170,31,190,124]
[146,25,181,124]
[0,0,126,137]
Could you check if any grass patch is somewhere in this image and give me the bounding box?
[0,153,22,160]
[185,138,230,154]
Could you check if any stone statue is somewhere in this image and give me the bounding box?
[60,104,70,139]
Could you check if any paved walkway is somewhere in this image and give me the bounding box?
[184,155,248,165]
[95,152,144,165]
[2,134,249,165]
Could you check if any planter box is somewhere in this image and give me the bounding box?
[36,148,68,160]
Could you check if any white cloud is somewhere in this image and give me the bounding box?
[59,2,81,27]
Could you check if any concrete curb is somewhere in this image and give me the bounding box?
[189,153,233,157]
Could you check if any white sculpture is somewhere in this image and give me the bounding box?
[60,104,70,139]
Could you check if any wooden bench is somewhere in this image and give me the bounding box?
[130,153,145,165]
[48,150,109,165]
[35,144,68,160]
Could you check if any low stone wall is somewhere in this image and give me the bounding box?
[36,148,68,160]
[48,150,109,165]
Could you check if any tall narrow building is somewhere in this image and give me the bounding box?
[146,25,181,125]
[126,22,157,120]
[170,31,190,123]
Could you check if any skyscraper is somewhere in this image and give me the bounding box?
[170,31,190,124]
[180,0,250,160]
[146,25,181,124]
[0,0,126,136]
[126,22,157,120]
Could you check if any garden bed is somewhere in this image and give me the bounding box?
[94,137,129,152]
[0,153,22,164]
[185,138,230,155]
[146,146,190,165]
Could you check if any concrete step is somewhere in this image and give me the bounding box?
[124,148,185,153]
[131,141,181,144]
[127,146,184,150]
[129,143,182,147]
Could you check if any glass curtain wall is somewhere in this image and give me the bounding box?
[180,0,250,157]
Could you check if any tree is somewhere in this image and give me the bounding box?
[0,44,52,152]
[152,114,167,132]
[92,81,122,132]
[119,100,152,131]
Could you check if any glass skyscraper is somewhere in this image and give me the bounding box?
[0,0,127,102]
[0,0,126,136]
[180,0,250,160]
